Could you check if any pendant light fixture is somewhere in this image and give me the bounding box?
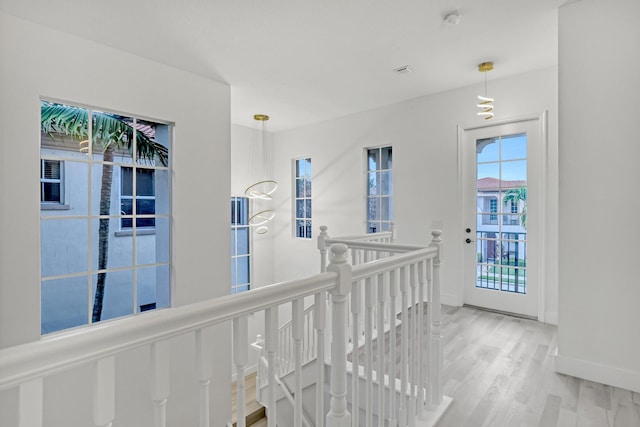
[245,114,277,234]
[477,61,494,120]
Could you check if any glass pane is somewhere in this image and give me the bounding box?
[91,270,133,322]
[236,227,249,255]
[296,220,305,238]
[231,229,236,255]
[304,178,312,197]
[477,163,499,182]
[381,222,391,231]
[296,178,304,198]
[231,258,237,286]
[305,199,312,218]
[136,168,155,196]
[305,158,312,176]
[381,147,392,169]
[136,217,155,228]
[42,183,61,203]
[136,120,170,167]
[367,149,378,171]
[236,256,250,285]
[136,199,155,216]
[41,219,88,277]
[41,276,89,334]
[476,138,499,162]
[91,162,118,216]
[136,218,171,265]
[41,101,89,155]
[368,222,379,233]
[51,161,89,216]
[92,111,134,165]
[368,172,378,196]
[381,197,390,220]
[296,200,305,219]
[381,171,392,195]
[502,160,527,182]
[502,134,527,160]
[155,169,170,216]
[367,198,379,220]
[296,159,305,177]
[93,218,132,270]
[137,265,170,312]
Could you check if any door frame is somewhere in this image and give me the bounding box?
[457,112,548,321]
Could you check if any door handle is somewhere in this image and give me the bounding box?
[466,238,475,244]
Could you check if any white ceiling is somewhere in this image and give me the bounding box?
[0,0,562,132]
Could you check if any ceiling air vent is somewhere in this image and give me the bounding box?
[393,65,412,75]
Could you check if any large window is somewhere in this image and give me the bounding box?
[294,158,312,239]
[366,146,393,233]
[40,100,171,334]
[232,196,250,294]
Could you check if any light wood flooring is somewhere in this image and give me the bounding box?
[436,305,640,427]
[231,371,266,426]
[234,305,640,426]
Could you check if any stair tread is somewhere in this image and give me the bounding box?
[231,372,266,426]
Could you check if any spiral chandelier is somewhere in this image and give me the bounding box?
[477,62,494,120]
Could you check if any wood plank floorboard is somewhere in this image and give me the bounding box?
[351,304,640,427]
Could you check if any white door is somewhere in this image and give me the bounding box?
[461,118,542,318]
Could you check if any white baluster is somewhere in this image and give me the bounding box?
[429,230,443,408]
[151,341,170,427]
[398,266,408,426]
[196,327,214,427]
[315,291,327,427]
[94,356,115,427]
[388,269,398,427]
[417,261,426,418]
[265,307,278,427]
[19,378,43,427]
[377,271,387,427]
[365,276,375,427]
[318,225,329,273]
[408,264,417,427]
[425,259,433,407]
[326,244,352,427]
[292,299,304,427]
[351,279,361,427]
[233,316,249,427]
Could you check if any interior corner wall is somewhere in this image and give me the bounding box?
[0,12,232,426]
[556,0,640,393]
[269,67,559,325]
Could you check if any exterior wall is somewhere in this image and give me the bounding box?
[270,67,559,324]
[557,0,640,392]
[0,12,232,426]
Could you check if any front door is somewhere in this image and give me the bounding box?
[461,119,540,318]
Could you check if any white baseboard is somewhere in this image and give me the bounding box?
[544,311,558,325]
[554,352,640,393]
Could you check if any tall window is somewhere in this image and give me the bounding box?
[231,196,250,294]
[40,159,63,204]
[294,158,312,239]
[40,100,171,334]
[366,146,393,233]
[490,198,498,222]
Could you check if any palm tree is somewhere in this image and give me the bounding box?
[503,186,527,229]
[41,102,168,322]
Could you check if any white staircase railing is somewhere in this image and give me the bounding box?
[0,225,450,427]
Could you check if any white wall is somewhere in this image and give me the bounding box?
[556,0,640,393]
[0,13,232,426]
[269,67,559,324]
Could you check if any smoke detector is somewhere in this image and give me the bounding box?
[443,11,461,25]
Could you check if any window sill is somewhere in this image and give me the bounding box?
[41,204,71,211]
[115,229,156,237]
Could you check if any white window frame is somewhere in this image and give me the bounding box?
[40,159,65,206]
[293,157,312,239]
[231,196,251,294]
[39,99,172,335]
[120,166,156,230]
[366,146,393,234]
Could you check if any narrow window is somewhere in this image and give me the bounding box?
[490,198,498,222]
[366,146,393,233]
[232,196,250,294]
[41,159,63,204]
[294,158,312,239]
[40,100,171,334]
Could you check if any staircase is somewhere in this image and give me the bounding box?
[0,225,451,427]
[232,372,267,426]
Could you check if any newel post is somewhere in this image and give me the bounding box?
[318,225,330,273]
[428,230,443,407]
[326,243,352,427]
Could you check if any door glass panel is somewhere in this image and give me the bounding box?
[476,133,527,294]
